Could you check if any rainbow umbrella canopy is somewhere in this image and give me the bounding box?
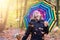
[24,1,56,31]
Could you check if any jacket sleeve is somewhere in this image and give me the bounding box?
[44,26,49,34]
[22,22,33,40]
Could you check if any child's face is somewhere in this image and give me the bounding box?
[33,11,41,20]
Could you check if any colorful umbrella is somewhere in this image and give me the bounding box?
[24,1,56,31]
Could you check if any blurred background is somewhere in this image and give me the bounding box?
[0,0,60,40]
[0,0,60,29]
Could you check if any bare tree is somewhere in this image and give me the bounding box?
[0,0,11,33]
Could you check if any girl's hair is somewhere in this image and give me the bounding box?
[30,10,43,20]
